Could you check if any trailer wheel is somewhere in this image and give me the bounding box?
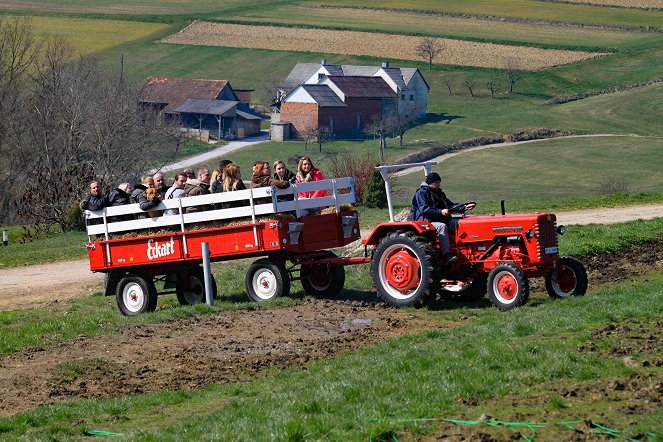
[439,274,488,302]
[245,259,291,302]
[371,232,436,307]
[116,274,158,316]
[176,267,218,306]
[488,263,529,310]
[301,252,345,297]
[545,256,588,298]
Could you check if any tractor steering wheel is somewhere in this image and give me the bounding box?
[448,202,476,214]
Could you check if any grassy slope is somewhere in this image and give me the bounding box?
[396,135,663,202]
[0,271,660,440]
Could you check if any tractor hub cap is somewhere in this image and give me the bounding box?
[385,249,421,293]
[495,272,518,301]
[554,266,577,294]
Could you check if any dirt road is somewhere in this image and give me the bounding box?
[0,204,661,312]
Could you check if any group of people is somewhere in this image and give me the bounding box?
[80,156,328,222]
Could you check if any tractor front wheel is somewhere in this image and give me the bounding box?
[487,263,529,310]
[545,256,588,298]
[245,258,290,302]
[371,231,436,307]
[116,274,158,316]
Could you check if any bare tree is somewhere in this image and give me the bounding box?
[486,81,499,98]
[415,37,444,70]
[316,126,333,152]
[505,58,526,93]
[441,76,454,95]
[462,79,478,97]
[393,115,418,147]
[0,16,43,225]
[6,36,182,234]
[364,115,398,163]
[258,72,283,109]
[327,151,376,204]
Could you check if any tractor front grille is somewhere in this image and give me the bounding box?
[535,218,558,259]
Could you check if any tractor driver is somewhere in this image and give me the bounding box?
[411,172,475,264]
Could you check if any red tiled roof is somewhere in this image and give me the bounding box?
[139,77,233,113]
[234,89,254,104]
[325,76,396,98]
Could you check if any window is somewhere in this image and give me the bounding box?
[401,94,405,100]
[356,113,362,130]
[410,94,414,101]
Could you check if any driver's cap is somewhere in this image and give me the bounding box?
[425,172,441,184]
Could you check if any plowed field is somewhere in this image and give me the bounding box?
[162,21,606,70]
[563,0,663,7]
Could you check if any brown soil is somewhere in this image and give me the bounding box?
[0,238,661,417]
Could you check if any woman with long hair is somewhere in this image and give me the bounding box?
[295,156,327,199]
[273,160,296,184]
[218,163,247,209]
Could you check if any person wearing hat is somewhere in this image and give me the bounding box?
[411,172,475,263]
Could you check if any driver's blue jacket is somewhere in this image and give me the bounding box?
[411,182,455,223]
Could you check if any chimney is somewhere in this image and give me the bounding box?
[381,61,389,68]
[321,58,327,65]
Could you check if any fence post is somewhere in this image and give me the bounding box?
[201,242,213,306]
[2,230,7,246]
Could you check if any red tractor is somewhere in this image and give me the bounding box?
[363,162,588,309]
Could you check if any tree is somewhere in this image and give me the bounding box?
[327,151,376,204]
[441,76,454,95]
[462,79,477,97]
[316,126,333,152]
[258,72,283,109]
[0,16,43,225]
[363,168,387,208]
[505,58,526,93]
[364,115,398,163]
[5,36,183,235]
[393,115,418,147]
[486,81,499,98]
[415,37,444,70]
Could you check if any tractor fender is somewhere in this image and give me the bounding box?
[363,221,438,247]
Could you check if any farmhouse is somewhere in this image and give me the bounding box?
[139,77,265,140]
[272,60,428,140]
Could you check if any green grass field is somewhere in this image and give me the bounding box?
[396,136,663,203]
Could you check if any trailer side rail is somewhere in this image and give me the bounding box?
[85,177,355,237]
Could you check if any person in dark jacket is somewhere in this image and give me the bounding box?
[183,167,212,213]
[273,160,296,184]
[131,176,161,219]
[108,182,133,222]
[411,172,475,263]
[80,180,109,211]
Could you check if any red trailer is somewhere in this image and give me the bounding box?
[85,178,361,315]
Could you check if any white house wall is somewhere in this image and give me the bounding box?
[285,87,317,103]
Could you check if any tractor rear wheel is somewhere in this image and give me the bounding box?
[487,263,529,310]
[439,274,488,302]
[300,252,346,297]
[371,231,436,307]
[116,274,158,316]
[545,256,588,298]
[245,258,290,302]
[176,266,218,306]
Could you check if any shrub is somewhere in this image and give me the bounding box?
[363,168,387,208]
[327,152,376,205]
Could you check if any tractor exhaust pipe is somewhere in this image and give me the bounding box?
[501,200,506,215]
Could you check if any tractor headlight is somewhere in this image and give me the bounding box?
[557,225,566,235]
[525,229,536,239]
